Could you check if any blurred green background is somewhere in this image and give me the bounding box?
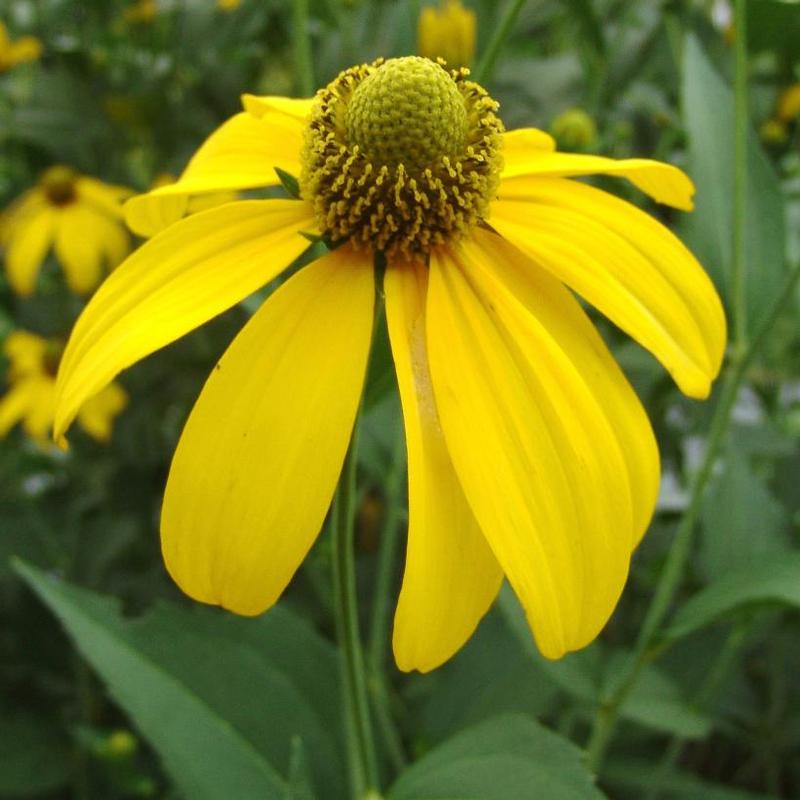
[1,1,799,798]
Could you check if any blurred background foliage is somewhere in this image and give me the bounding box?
[1,0,799,798]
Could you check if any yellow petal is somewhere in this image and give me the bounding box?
[385,259,503,673]
[7,35,42,66]
[54,205,104,294]
[491,177,726,398]
[124,112,304,237]
[500,149,695,210]
[468,228,660,545]
[76,177,134,218]
[22,377,56,443]
[501,128,557,166]
[54,199,316,442]
[4,331,48,376]
[76,382,128,442]
[161,245,374,614]
[241,94,315,121]
[0,379,37,437]
[428,235,637,659]
[4,202,54,296]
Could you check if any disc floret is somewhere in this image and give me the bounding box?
[300,56,504,259]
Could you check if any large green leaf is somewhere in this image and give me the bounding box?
[13,560,346,800]
[680,34,787,333]
[388,715,606,800]
[665,553,800,642]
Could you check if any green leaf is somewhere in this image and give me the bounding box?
[699,444,789,580]
[665,553,800,642]
[0,713,70,797]
[388,714,607,800]
[605,757,777,800]
[680,35,786,334]
[13,560,346,800]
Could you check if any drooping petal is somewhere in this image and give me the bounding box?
[54,205,105,294]
[54,199,316,442]
[500,150,695,210]
[161,245,374,615]
[427,235,637,659]
[467,228,660,545]
[124,112,305,236]
[385,259,503,673]
[76,382,128,442]
[4,201,55,296]
[21,376,56,443]
[491,177,726,398]
[241,94,315,121]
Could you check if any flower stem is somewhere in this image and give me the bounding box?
[585,258,800,772]
[291,0,315,97]
[732,0,749,356]
[474,0,527,84]
[332,421,381,799]
[367,425,408,773]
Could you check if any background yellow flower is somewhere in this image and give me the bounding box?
[0,20,41,72]
[0,331,127,446]
[1,166,133,296]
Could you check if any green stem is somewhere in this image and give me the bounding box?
[332,422,381,799]
[291,0,315,96]
[644,622,748,800]
[732,0,749,355]
[474,0,527,84]
[366,426,409,773]
[585,259,800,772]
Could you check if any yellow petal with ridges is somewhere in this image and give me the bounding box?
[385,259,503,673]
[469,228,659,545]
[54,199,316,442]
[241,94,315,121]
[4,201,54,296]
[161,245,374,614]
[124,112,304,237]
[492,177,726,398]
[428,235,636,658]
[500,150,695,210]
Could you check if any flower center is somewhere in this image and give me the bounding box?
[345,57,468,173]
[300,56,503,260]
[41,166,78,206]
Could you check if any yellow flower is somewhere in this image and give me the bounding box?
[0,21,42,73]
[127,174,239,238]
[776,83,800,123]
[1,166,133,296]
[54,57,725,671]
[217,0,242,10]
[1,331,126,446]
[123,0,157,23]
[418,0,476,67]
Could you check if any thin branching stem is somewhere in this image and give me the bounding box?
[292,0,315,96]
